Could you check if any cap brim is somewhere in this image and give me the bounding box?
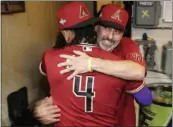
[97,20,125,32]
[66,17,100,30]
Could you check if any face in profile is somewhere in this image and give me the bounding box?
[61,30,75,44]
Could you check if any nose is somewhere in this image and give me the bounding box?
[108,31,114,40]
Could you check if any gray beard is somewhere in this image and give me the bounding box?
[97,37,120,52]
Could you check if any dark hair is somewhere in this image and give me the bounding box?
[52,32,66,49]
[69,25,97,45]
[53,25,97,49]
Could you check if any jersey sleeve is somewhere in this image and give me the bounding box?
[123,39,146,68]
[39,52,47,76]
[124,80,146,94]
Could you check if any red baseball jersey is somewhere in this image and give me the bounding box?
[113,37,146,126]
[113,37,146,67]
[41,44,145,126]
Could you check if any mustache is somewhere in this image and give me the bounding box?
[102,38,115,44]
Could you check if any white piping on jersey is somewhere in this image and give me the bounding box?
[76,43,100,48]
[125,81,145,94]
[39,62,47,76]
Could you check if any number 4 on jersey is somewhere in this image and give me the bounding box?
[73,75,95,112]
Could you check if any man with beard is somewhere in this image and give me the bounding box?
[57,4,150,126]
[34,3,152,126]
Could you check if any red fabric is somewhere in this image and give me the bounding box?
[125,80,145,94]
[116,93,136,126]
[113,37,146,126]
[114,37,146,67]
[43,45,127,126]
[100,4,129,29]
[41,38,146,126]
[57,2,91,30]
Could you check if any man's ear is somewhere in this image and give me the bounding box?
[61,30,66,38]
[61,30,75,43]
[61,30,70,42]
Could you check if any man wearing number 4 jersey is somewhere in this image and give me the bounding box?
[39,2,152,126]
[42,45,138,126]
[57,3,151,126]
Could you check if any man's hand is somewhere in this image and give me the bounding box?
[58,50,90,80]
[33,96,61,125]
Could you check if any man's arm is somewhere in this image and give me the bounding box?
[91,39,146,80]
[33,97,61,125]
[125,80,153,106]
[91,58,145,80]
[58,38,146,81]
[58,50,145,80]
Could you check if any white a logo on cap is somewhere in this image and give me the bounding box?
[111,10,122,22]
[79,6,88,19]
[59,18,66,25]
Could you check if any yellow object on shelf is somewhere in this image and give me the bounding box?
[147,37,153,41]
[96,1,124,13]
[96,1,112,12]
[112,1,124,8]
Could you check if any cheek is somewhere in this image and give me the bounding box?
[113,34,123,41]
[98,30,109,38]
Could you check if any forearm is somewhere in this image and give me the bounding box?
[91,58,145,80]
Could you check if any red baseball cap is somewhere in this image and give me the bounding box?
[99,4,129,31]
[57,2,99,30]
